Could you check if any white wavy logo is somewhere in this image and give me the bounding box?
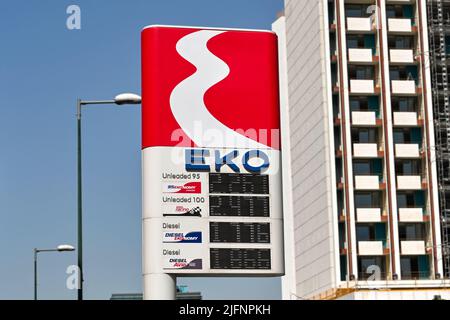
[170,30,269,149]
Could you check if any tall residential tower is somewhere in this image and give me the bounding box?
[274,0,450,299]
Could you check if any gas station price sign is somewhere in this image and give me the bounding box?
[141,25,284,299]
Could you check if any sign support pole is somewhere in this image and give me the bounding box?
[143,273,176,300]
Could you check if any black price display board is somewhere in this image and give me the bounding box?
[209,222,270,243]
[210,248,271,270]
[209,195,270,217]
[209,173,269,194]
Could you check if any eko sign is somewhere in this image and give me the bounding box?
[141,25,284,300]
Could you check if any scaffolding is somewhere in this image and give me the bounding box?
[427,0,450,279]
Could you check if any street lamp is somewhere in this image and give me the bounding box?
[76,93,141,301]
[34,244,75,300]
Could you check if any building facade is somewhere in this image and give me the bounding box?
[275,0,450,299]
[427,0,450,281]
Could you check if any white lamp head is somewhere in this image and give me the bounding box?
[114,93,142,105]
[57,244,75,252]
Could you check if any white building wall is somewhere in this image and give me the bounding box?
[284,0,338,299]
[272,15,297,301]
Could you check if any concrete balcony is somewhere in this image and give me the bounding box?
[356,208,382,223]
[393,112,418,126]
[355,176,380,190]
[390,49,415,64]
[398,208,424,222]
[397,175,422,190]
[358,241,385,256]
[347,17,373,33]
[348,48,374,63]
[401,240,426,255]
[353,143,379,158]
[388,18,413,33]
[350,80,375,94]
[352,111,377,126]
[395,144,420,158]
[391,80,417,95]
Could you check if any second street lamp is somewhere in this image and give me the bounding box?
[76,93,141,301]
[34,244,75,300]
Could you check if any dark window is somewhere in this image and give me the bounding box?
[390,66,417,81]
[393,128,421,144]
[356,225,375,241]
[355,192,380,208]
[386,5,404,18]
[358,257,386,280]
[347,35,365,48]
[345,4,372,18]
[399,224,425,241]
[395,160,421,175]
[400,256,429,279]
[349,66,374,80]
[392,97,417,112]
[397,192,415,208]
[388,36,414,49]
[353,161,371,175]
[352,128,377,143]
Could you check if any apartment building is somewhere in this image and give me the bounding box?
[427,0,450,283]
[273,0,450,300]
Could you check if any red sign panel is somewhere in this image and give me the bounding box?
[141,25,280,150]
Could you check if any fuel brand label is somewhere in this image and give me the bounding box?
[162,181,202,194]
[162,247,204,270]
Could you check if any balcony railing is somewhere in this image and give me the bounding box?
[395,144,421,158]
[356,208,383,223]
[400,240,426,255]
[347,17,373,32]
[398,208,424,222]
[393,112,419,126]
[401,271,432,281]
[390,49,415,64]
[350,79,376,94]
[358,241,386,256]
[391,80,418,95]
[353,143,380,158]
[348,48,375,63]
[397,175,423,190]
[355,175,382,190]
[352,111,377,126]
[388,18,414,33]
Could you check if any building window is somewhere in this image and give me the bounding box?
[392,97,417,112]
[358,257,386,280]
[401,256,430,280]
[397,191,425,208]
[393,128,422,144]
[390,66,418,81]
[349,65,374,80]
[354,161,371,175]
[395,160,421,175]
[399,223,426,241]
[352,128,378,143]
[355,192,381,208]
[356,225,376,241]
[388,36,414,49]
[345,4,373,18]
[386,5,414,19]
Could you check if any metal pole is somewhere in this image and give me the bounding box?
[77,99,83,300]
[34,249,37,300]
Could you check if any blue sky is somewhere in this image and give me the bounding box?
[0,0,284,300]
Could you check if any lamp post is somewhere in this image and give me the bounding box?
[76,93,141,301]
[34,244,75,300]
